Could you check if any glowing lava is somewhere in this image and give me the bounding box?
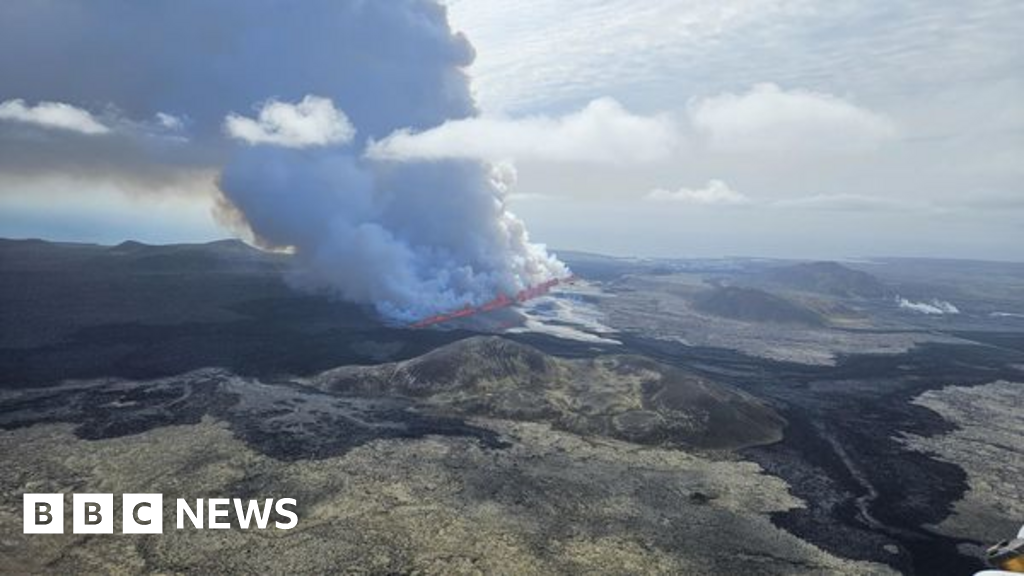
[409,276,576,328]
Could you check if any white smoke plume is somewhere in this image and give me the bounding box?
[895,296,960,315]
[0,0,568,322]
[219,134,567,321]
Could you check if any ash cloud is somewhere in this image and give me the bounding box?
[0,0,567,320]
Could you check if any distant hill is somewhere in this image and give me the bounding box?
[312,336,785,450]
[0,237,279,272]
[695,286,824,326]
[760,261,889,298]
[103,239,279,273]
[0,238,302,349]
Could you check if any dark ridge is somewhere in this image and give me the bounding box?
[694,286,824,325]
[108,240,151,253]
[0,320,475,388]
[314,336,786,451]
[0,369,506,461]
[762,261,889,298]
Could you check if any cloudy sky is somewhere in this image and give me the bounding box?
[1,0,1022,260]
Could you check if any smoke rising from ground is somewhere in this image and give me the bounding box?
[220,133,566,320]
[0,0,567,320]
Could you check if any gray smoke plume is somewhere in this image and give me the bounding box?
[0,0,567,321]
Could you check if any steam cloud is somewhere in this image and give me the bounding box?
[895,296,960,315]
[220,124,566,321]
[0,0,567,321]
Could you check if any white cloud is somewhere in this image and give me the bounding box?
[449,1,1021,123]
[446,0,811,113]
[0,99,110,134]
[689,83,896,153]
[155,112,185,131]
[365,82,896,168]
[224,95,355,148]
[367,98,678,164]
[646,179,750,205]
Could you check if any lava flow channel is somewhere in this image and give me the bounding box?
[409,276,576,328]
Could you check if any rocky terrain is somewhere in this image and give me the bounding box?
[311,336,785,450]
[2,239,1024,574]
[0,418,890,575]
[900,380,1024,545]
[592,272,967,365]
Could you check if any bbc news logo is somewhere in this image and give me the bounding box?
[24,494,298,534]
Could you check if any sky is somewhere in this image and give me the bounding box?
[1,0,1022,260]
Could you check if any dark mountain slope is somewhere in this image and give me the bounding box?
[314,336,785,450]
[695,286,824,325]
[762,261,888,298]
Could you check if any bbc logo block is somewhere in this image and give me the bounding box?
[23,494,63,534]
[123,493,163,534]
[73,493,114,534]
[24,493,162,534]
[23,493,297,533]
